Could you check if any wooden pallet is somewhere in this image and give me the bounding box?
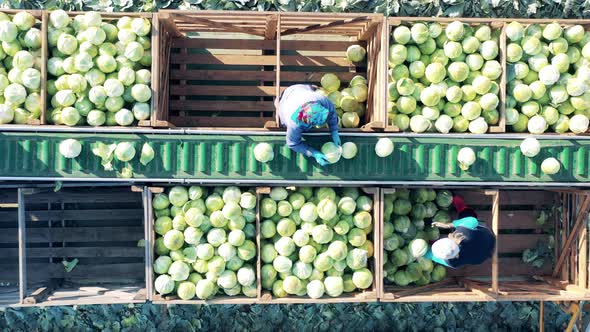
[258,187,380,304]
[15,187,147,306]
[154,11,386,131]
[385,18,507,133]
[380,188,590,302]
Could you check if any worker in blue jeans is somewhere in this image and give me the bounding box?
[425,195,496,269]
[277,84,340,166]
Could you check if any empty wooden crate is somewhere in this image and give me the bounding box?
[379,187,590,302]
[0,188,19,307]
[17,186,148,306]
[154,11,280,129]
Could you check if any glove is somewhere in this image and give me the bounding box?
[331,131,341,146]
[312,151,330,166]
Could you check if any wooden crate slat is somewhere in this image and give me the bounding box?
[0,209,143,223]
[170,100,274,112]
[171,38,273,50]
[168,116,273,128]
[170,69,275,81]
[171,54,275,65]
[17,247,144,258]
[450,190,491,205]
[500,191,557,206]
[498,234,548,254]
[26,263,144,280]
[478,210,542,229]
[170,85,281,97]
[171,54,353,67]
[169,69,362,82]
[24,226,144,243]
[28,191,141,204]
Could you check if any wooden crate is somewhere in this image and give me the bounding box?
[154,11,280,129]
[379,188,590,302]
[385,18,507,133]
[271,13,386,132]
[0,189,19,307]
[45,12,155,128]
[154,11,386,131]
[503,19,590,135]
[148,186,260,304]
[258,187,379,304]
[16,186,148,306]
[0,10,46,127]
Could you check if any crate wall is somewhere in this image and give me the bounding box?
[0,189,19,307]
[18,187,147,306]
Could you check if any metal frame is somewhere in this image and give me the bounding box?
[1,125,590,140]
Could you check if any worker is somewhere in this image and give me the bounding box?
[425,195,496,269]
[277,84,340,166]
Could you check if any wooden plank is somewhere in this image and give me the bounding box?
[170,100,274,112]
[451,190,490,205]
[553,196,590,277]
[27,263,144,280]
[500,191,557,206]
[0,209,143,222]
[498,234,548,254]
[144,188,154,301]
[459,278,497,301]
[21,247,144,258]
[275,14,281,127]
[384,279,456,299]
[171,54,352,67]
[281,16,372,36]
[169,69,361,82]
[265,14,278,40]
[169,116,272,128]
[578,223,587,289]
[487,190,499,293]
[447,257,552,278]
[23,280,60,305]
[479,210,542,229]
[18,189,26,304]
[27,191,140,204]
[0,227,143,243]
[171,38,357,51]
[169,85,281,97]
[40,11,47,125]
[173,16,266,37]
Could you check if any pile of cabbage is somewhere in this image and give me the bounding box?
[260,187,374,299]
[0,11,43,124]
[153,186,257,300]
[388,21,502,134]
[317,74,368,128]
[383,188,450,286]
[506,22,590,134]
[47,10,152,127]
[314,44,368,129]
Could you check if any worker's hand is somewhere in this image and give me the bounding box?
[312,151,330,166]
[331,131,341,146]
[432,222,454,229]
